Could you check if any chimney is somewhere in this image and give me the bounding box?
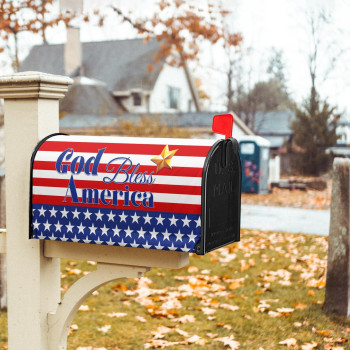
[60,0,83,76]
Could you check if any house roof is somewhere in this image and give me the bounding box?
[59,77,124,116]
[20,38,163,92]
[59,111,253,136]
[254,110,295,135]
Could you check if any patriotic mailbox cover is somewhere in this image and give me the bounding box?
[30,134,241,255]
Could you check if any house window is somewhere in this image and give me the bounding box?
[167,86,180,109]
[132,92,142,106]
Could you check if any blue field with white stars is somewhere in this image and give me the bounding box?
[31,204,202,252]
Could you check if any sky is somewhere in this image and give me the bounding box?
[5,0,350,115]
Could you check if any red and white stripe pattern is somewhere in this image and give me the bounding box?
[32,135,216,215]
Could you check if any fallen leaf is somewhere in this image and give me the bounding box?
[215,335,240,349]
[78,305,89,312]
[279,338,297,347]
[201,307,216,315]
[276,308,294,313]
[135,316,146,322]
[187,266,199,273]
[97,324,111,334]
[293,301,308,310]
[175,314,196,323]
[107,312,127,318]
[301,341,318,350]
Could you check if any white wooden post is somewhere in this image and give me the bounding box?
[0,72,72,349]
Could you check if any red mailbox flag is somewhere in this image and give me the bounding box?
[212,114,233,139]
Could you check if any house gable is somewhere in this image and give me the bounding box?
[150,64,196,113]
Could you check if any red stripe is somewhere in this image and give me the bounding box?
[32,195,201,214]
[39,141,211,157]
[32,161,204,177]
[32,178,202,195]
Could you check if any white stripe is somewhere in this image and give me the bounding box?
[35,151,207,168]
[49,134,217,146]
[32,186,201,205]
[32,169,203,187]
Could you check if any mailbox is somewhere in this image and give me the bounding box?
[30,123,241,255]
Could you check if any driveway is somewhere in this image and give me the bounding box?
[241,204,330,236]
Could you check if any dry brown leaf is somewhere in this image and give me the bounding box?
[279,338,297,347]
[187,266,199,273]
[301,341,318,350]
[215,335,240,349]
[135,316,146,322]
[107,312,127,318]
[293,301,308,310]
[307,290,315,296]
[315,329,329,336]
[174,314,196,323]
[97,324,111,334]
[78,304,89,312]
[185,335,207,345]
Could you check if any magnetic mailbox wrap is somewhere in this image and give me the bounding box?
[30,134,241,254]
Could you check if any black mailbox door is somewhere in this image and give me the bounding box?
[196,138,241,255]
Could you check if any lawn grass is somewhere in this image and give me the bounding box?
[1,229,350,349]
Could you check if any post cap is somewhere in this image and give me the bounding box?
[0,71,73,100]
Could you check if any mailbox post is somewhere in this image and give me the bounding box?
[0,72,72,349]
[0,72,241,350]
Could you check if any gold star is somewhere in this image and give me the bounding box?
[151,145,178,173]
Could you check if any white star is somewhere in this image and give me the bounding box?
[43,220,51,231]
[130,240,139,248]
[142,241,152,249]
[72,208,80,219]
[77,222,85,234]
[61,234,69,242]
[124,226,133,238]
[155,242,164,250]
[101,224,109,236]
[61,207,69,218]
[156,214,165,225]
[168,243,177,251]
[39,206,46,217]
[84,209,92,220]
[71,235,80,243]
[162,229,171,241]
[119,239,127,247]
[54,221,63,232]
[195,216,201,228]
[137,227,146,239]
[49,207,57,217]
[66,221,74,233]
[113,225,121,237]
[143,213,152,224]
[131,212,140,223]
[188,231,197,243]
[49,233,56,241]
[83,236,92,244]
[33,219,40,230]
[32,207,37,214]
[169,215,178,226]
[37,233,46,239]
[89,223,97,235]
[175,230,184,242]
[149,228,158,240]
[95,237,103,245]
[119,211,128,222]
[106,238,115,246]
[181,244,190,252]
[107,210,116,221]
[95,210,103,221]
[182,216,191,227]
